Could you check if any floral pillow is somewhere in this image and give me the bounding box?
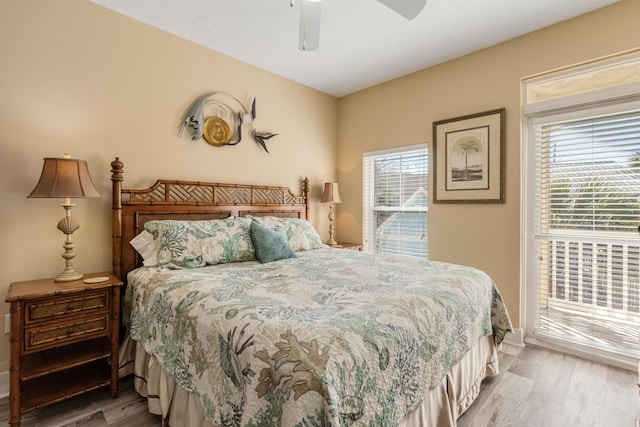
[144,218,256,269]
[245,216,325,251]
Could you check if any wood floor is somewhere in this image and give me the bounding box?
[458,344,639,427]
[0,375,162,427]
[1,344,638,427]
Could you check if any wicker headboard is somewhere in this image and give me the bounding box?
[110,157,310,283]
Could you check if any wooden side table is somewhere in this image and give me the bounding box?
[5,272,123,426]
[334,242,363,251]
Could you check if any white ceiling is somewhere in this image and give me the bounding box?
[90,0,620,98]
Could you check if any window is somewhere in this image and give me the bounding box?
[363,144,428,258]
[523,50,640,367]
[529,106,640,358]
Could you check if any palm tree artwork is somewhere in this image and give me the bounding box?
[451,137,483,182]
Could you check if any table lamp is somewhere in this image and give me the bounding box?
[321,182,342,246]
[28,155,101,281]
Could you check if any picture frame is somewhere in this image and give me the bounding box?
[432,108,505,203]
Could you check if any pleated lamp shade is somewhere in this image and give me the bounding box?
[28,157,101,199]
[321,182,342,204]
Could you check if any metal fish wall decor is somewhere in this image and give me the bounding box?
[178,92,278,153]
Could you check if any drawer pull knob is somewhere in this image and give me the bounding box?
[66,328,74,335]
[67,303,74,311]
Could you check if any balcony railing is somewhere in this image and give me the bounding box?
[538,233,640,355]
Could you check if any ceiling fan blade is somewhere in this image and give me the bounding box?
[299,0,321,51]
[377,0,426,20]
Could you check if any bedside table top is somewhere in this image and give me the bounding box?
[334,242,363,249]
[6,272,123,303]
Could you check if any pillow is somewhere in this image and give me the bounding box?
[246,216,324,251]
[249,221,295,263]
[129,230,160,266]
[144,217,256,268]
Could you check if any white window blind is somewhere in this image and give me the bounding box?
[532,108,640,358]
[363,144,428,258]
[538,112,640,234]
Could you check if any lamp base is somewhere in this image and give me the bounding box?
[326,202,338,248]
[54,205,83,282]
[54,270,83,282]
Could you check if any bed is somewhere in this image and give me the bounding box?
[110,157,513,426]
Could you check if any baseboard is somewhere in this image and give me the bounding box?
[525,334,638,372]
[0,370,8,399]
[503,328,524,347]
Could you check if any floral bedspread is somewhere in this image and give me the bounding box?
[126,248,512,426]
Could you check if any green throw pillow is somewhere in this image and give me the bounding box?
[250,221,296,263]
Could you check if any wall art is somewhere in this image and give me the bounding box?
[433,108,505,203]
[179,92,277,153]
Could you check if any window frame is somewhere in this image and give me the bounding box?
[522,50,640,370]
[362,143,429,258]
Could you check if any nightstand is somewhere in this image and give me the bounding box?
[5,272,123,427]
[334,242,363,251]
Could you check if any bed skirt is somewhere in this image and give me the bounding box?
[119,334,498,427]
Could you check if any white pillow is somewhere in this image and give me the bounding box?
[129,230,159,266]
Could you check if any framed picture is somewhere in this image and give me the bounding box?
[432,108,505,203]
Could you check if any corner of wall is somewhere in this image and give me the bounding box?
[503,328,524,347]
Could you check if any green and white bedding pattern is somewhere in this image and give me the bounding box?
[126,248,512,426]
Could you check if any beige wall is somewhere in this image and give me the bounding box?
[0,0,337,373]
[336,0,640,331]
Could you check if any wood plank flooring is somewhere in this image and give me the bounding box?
[1,344,638,426]
[458,344,639,427]
[0,375,161,427]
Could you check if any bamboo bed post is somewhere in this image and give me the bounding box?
[303,177,310,221]
[111,157,123,282]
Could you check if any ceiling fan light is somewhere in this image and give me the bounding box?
[377,0,426,20]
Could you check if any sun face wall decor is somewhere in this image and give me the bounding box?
[179,92,278,153]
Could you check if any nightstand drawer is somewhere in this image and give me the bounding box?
[25,290,109,324]
[24,314,110,353]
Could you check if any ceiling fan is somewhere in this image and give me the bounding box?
[292,0,427,51]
